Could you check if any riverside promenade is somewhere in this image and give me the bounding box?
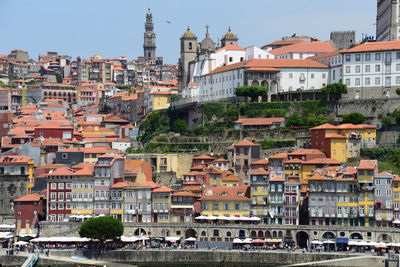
[0,248,387,267]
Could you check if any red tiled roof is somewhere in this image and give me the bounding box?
[358,160,377,170]
[341,41,400,53]
[251,159,268,165]
[270,176,285,182]
[211,158,229,163]
[204,59,328,76]
[269,41,335,56]
[267,39,304,46]
[14,193,42,202]
[48,167,74,176]
[308,173,330,181]
[311,123,376,130]
[233,139,258,147]
[215,44,246,53]
[193,154,215,160]
[153,185,174,193]
[250,168,270,175]
[307,51,341,61]
[200,186,249,200]
[222,174,239,181]
[235,117,285,126]
[269,153,288,159]
[111,182,129,188]
[284,158,304,164]
[0,155,32,164]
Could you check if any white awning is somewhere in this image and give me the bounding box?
[233,238,242,244]
[323,240,335,244]
[184,237,196,242]
[249,217,261,221]
[348,240,359,245]
[393,220,400,224]
[195,215,207,220]
[242,238,252,244]
[311,240,322,245]
[165,236,180,242]
[30,236,91,242]
[121,236,140,242]
[0,232,13,239]
[14,241,29,246]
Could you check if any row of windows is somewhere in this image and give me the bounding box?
[202,202,249,211]
[288,73,326,79]
[345,51,400,62]
[344,76,400,86]
[345,63,400,74]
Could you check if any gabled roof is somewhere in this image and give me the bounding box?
[193,154,215,160]
[308,173,330,181]
[48,167,74,176]
[358,160,377,170]
[222,174,239,182]
[270,176,285,182]
[171,191,198,197]
[200,185,249,201]
[249,168,270,175]
[14,193,43,202]
[289,149,325,156]
[340,40,400,53]
[251,159,268,165]
[233,139,258,147]
[111,182,129,188]
[269,41,335,56]
[152,185,174,193]
[215,44,246,53]
[210,158,229,163]
[377,171,392,176]
[284,158,304,164]
[203,59,328,76]
[235,117,285,126]
[269,153,288,159]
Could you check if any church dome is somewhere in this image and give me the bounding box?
[182,26,195,38]
[224,27,235,39]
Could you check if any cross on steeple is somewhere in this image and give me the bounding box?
[205,24,210,36]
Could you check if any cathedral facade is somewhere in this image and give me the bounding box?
[178,26,239,90]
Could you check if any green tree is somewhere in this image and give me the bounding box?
[0,80,6,88]
[397,88,400,96]
[381,115,396,129]
[79,216,123,243]
[286,114,303,127]
[223,106,239,121]
[342,112,366,124]
[173,119,187,134]
[235,86,268,102]
[321,83,348,101]
[193,125,206,135]
[55,72,62,83]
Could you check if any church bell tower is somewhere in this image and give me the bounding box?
[143,9,156,60]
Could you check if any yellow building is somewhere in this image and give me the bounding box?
[311,123,376,163]
[336,176,359,227]
[221,174,240,187]
[393,175,400,222]
[326,134,348,163]
[283,158,302,179]
[300,158,340,184]
[357,160,378,227]
[127,154,193,179]
[150,91,172,111]
[152,185,173,223]
[200,186,250,218]
[250,169,270,224]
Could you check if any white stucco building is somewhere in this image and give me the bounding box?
[269,41,335,60]
[341,40,400,99]
[308,51,343,84]
[199,59,329,102]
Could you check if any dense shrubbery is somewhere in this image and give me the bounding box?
[240,102,290,118]
[235,86,268,102]
[380,109,400,129]
[203,103,225,121]
[261,139,296,149]
[286,100,331,128]
[138,110,170,143]
[342,112,366,124]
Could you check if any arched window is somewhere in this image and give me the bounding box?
[213,229,219,237]
[189,42,192,50]
[226,231,231,237]
[201,231,206,236]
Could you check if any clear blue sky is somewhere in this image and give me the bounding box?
[0,0,376,64]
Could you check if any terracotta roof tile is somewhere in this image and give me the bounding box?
[270,176,285,182]
[233,139,258,147]
[193,154,215,160]
[269,41,335,56]
[269,153,288,159]
[250,168,270,175]
[152,185,174,193]
[358,160,377,170]
[215,44,246,53]
[14,193,42,202]
[341,40,400,53]
[235,117,285,126]
[200,185,249,200]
